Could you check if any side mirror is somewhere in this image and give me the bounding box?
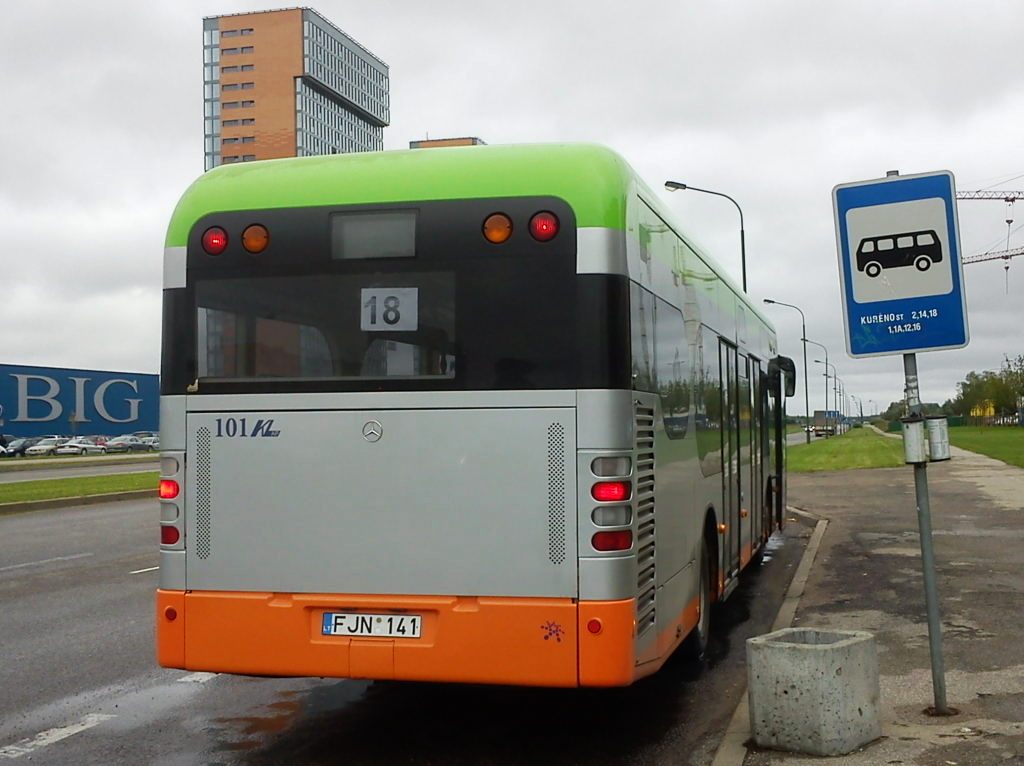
[768,356,797,398]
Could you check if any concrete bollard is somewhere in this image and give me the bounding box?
[747,628,881,756]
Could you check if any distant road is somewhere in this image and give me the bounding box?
[0,463,157,484]
[787,430,811,446]
[0,455,158,484]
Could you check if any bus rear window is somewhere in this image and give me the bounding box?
[196,272,455,381]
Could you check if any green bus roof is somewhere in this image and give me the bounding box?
[165,143,634,247]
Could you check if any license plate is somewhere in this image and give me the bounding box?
[321,612,422,639]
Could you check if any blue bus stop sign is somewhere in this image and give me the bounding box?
[833,171,969,357]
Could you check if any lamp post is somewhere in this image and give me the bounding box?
[805,338,829,435]
[836,374,845,433]
[815,358,839,436]
[665,181,747,292]
[764,298,810,443]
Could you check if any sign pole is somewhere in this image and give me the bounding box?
[902,352,949,714]
[834,167,967,717]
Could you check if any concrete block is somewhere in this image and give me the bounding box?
[747,628,881,756]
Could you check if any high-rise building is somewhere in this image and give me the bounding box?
[410,137,487,149]
[202,8,389,171]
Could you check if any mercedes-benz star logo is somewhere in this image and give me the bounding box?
[361,420,383,442]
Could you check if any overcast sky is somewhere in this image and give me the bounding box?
[2,0,1022,414]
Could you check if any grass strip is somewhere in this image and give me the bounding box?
[788,428,904,473]
[0,471,158,505]
[949,426,1024,469]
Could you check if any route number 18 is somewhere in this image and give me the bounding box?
[360,287,418,332]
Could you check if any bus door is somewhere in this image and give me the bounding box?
[757,367,772,540]
[737,354,753,566]
[719,340,741,579]
[749,358,763,548]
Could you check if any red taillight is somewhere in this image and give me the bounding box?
[587,618,603,635]
[159,479,179,499]
[202,226,228,255]
[161,525,180,545]
[592,481,631,502]
[592,530,633,552]
[529,211,559,242]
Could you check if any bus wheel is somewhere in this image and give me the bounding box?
[865,261,882,278]
[683,537,712,660]
[915,256,932,272]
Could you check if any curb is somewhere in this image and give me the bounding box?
[0,489,157,516]
[710,507,830,766]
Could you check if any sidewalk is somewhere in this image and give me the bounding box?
[746,446,1024,765]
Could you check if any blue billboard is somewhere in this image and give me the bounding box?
[0,364,159,438]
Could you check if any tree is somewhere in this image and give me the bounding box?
[882,400,905,420]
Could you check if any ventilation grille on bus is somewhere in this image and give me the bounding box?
[546,423,567,565]
[635,404,657,637]
[195,426,213,560]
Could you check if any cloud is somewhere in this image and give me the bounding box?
[0,0,1021,409]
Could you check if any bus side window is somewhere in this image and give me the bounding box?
[696,328,723,476]
[897,236,914,249]
[630,283,656,392]
[917,232,935,245]
[877,238,895,251]
[654,298,689,440]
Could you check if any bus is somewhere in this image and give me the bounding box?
[856,230,943,277]
[156,144,796,687]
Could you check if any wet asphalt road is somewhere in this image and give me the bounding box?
[0,500,811,766]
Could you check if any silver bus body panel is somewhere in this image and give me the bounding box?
[161,395,186,451]
[575,389,634,449]
[163,246,187,290]
[160,550,186,590]
[183,404,577,597]
[576,227,628,275]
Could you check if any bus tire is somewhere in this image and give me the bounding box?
[865,261,882,278]
[683,536,712,660]
[915,256,931,272]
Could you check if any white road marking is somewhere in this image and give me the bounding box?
[0,553,93,573]
[129,566,159,574]
[176,672,217,684]
[0,713,116,759]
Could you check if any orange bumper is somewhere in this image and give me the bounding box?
[157,590,639,687]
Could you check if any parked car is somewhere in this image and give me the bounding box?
[25,437,71,456]
[104,435,152,453]
[131,431,157,439]
[141,435,160,450]
[55,436,108,456]
[1,437,43,458]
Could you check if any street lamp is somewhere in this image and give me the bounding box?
[815,358,839,436]
[763,298,810,443]
[805,338,829,434]
[665,181,747,292]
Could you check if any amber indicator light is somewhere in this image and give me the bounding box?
[483,213,513,244]
[242,224,270,254]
